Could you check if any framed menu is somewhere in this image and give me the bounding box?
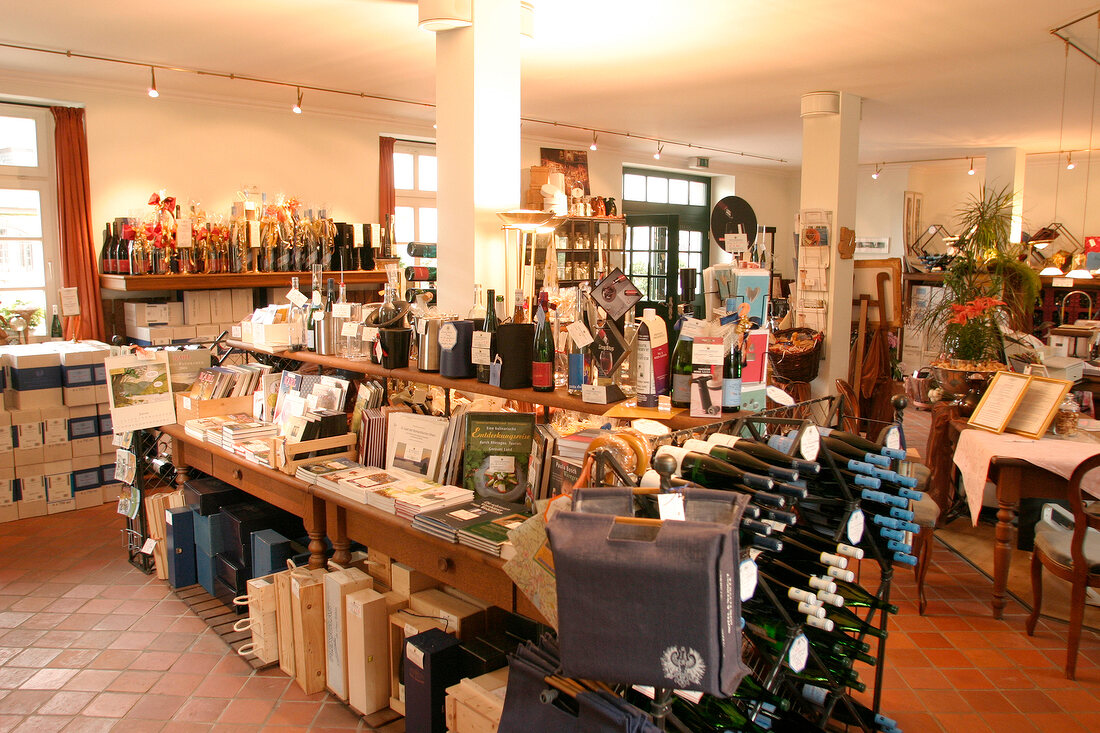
[968,371,1030,433]
[1004,375,1072,439]
[967,371,1073,438]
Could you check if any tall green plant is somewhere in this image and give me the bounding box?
[919,184,1040,353]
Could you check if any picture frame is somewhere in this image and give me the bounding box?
[967,371,1032,434]
[852,258,903,327]
[855,237,889,255]
[1004,375,1072,440]
[903,191,923,252]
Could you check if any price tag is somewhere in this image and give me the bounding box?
[312,311,325,323]
[568,321,594,349]
[724,232,750,253]
[657,493,685,521]
[340,322,360,337]
[472,331,492,365]
[312,291,322,307]
[176,218,193,248]
[767,385,795,406]
[846,508,865,544]
[286,289,308,308]
[417,319,428,335]
[581,383,609,404]
[439,322,458,350]
[1054,277,1074,288]
[489,357,502,387]
[362,326,378,343]
[673,690,704,704]
[248,221,261,248]
[799,424,821,460]
[406,643,425,670]
[140,538,156,555]
[691,336,724,366]
[679,318,707,339]
[332,303,352,319]
[788,634,809,673]
[739,559,758,601]
[59,287,80,317]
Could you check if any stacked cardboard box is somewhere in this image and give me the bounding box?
[125,290,253,346]
[0,341,117,523]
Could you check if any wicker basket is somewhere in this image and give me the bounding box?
[768,328,823,382]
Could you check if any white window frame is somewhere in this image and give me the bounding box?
[393,140,437,249]
[0,103,61,336]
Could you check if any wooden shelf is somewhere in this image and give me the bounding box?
[99,270,387,292]
[227,340,726,430]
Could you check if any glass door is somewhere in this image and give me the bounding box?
[625,214,679,325]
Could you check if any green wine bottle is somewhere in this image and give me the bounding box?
[476,288,498,384]
[531,291,555,392]
[49,305,62,339]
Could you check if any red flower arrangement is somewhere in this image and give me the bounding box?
[948,296,1005,325]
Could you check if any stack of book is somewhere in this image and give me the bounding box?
[457,509,530,557]
[393,484,472,521]
[223,418,278,450]
[236,439,274,467]
[184,415,225,442]
[365,475,444,515]
[295,457,360,485]
[412,497,529,544]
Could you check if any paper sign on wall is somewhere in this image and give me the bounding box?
[59,287,80,317]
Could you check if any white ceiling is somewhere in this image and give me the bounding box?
[2,0,1099,168]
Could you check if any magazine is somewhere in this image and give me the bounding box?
[462,412,536,503]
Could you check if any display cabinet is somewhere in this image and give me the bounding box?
[528,216,626,291]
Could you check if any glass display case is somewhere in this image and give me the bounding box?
[528,216,626,292]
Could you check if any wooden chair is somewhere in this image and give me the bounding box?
[1025,453,1100,679]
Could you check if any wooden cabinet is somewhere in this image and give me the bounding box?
[530,216,626,290]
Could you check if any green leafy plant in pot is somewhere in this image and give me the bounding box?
[919,185,1040,394]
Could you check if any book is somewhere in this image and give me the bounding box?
[458,511,532,556]
[393,484,473,521]
[411,497,529,544]
[547,455,584,497]
[385,412,450,479]
[462,413,536,504]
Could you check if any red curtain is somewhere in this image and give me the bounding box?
[378,136,396,221]
[51,107,105,342]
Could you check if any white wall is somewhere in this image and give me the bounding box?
[854,165,909,259]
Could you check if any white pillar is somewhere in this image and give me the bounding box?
[984,148,1027,243]
[433,0,521,314]
[799,91,861,394]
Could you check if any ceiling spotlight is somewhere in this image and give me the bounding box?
[1067,152,1076,170]
[590,131,598,152]
[147,66,159,98]
[967,158,975,176]
[871,165,881,180]
[654,142,663,161]
[292,88,303,114]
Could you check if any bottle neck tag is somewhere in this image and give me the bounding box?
[489,356,503,387]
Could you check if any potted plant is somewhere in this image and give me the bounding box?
[0,299,44,344]
[920,185,1041,393]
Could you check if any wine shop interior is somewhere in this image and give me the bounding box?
[0,2,1099,732]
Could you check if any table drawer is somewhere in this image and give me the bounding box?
[210,455,303,516]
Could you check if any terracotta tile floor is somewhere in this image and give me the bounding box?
[0,502,1096,731]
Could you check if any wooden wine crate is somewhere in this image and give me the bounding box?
[445,668,509,733]
[175,394,254,424]
[275,433,358,476]
[323,567,373,701]
[345,588,392,717]
[291,570,328,695]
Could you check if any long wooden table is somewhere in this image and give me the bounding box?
[161,423,523,615]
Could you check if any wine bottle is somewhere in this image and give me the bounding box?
[476,288,498,384]
[801,686,898,732]
[771,534,850,570]
[100,224,114,275]
[467,284,485,321]
[404,266,437,282]
[654,446,786,509]
[699,438,800,482]
[819,427,906,461]
[829,577,898,614]
[532,292,555,393]
[669,318,698,408]
[722,341,742,413]
[776,526,864,561]
[49,305,62,340]
[786,669,866,694]
[306,265,323,351]
[377,282,400,326]
[512,289,525,323]
[114,221,131,275]
[758,563,837,595]
[288,277,306,350]
[766,427,821,461]
[708,434,820,475]
[823,605,888,640]
[672,695,771,733]
[821,436,892,468]
[406,242,437,259]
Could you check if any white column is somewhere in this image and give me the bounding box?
[984,148,1027,243]
[433,0,521,314]
[799,91,861,395]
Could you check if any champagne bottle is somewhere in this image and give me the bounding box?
[702,437,800,482]
[532,292,554,392]
[49,305,62,340]
[829,577,898,614]
[114,221,131,275]
[682,440,806,499]
[406,242,437,259]
[722,340,742,413]
[378,282,400,326]
[776,525,864,561]
[823,604,888,640]
[477,288,498,384]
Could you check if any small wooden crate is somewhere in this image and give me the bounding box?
[175,394,255,424]
[275,434,358,475]
[445,668,509,733]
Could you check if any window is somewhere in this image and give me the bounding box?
[622,168,710,308]
[0,103,60,336]
[393,140,437,266]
